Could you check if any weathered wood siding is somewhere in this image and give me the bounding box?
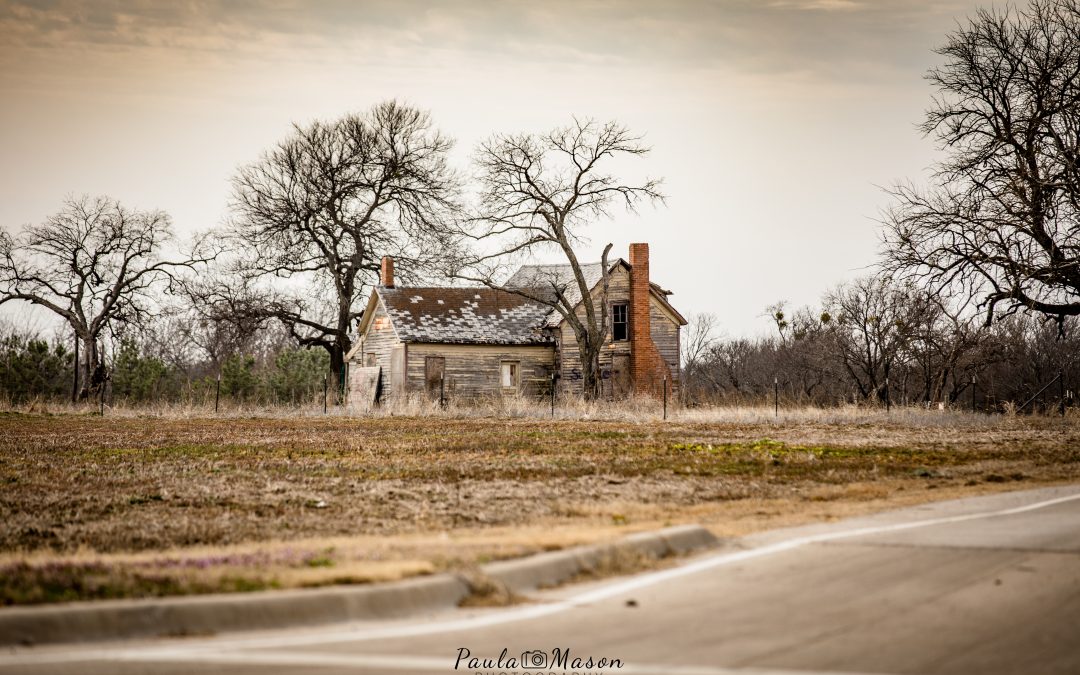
[405,343,555,398]
[347,366,380,412]
[651,301,681,389]
[350,297,401,400]
[557,266,631,397]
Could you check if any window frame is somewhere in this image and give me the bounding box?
[500,360,520,390]
[612,302,629,342]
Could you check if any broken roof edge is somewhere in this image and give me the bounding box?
[398,336,556,346]
[650,288,688,327]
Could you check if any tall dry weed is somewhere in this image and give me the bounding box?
[2,392,1072,430]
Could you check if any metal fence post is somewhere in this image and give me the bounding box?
[971,374,976,414]
[774,376,778,418]
[323,374,328,414]
[215,374,221,414]
[440,372,445,409]
[99,377,105,416]
[885,377,891,413]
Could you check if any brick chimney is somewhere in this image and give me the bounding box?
[380,256,394,288]
[628,243,670,396]
[628,243,651,391]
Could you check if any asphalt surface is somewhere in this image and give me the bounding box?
[4,484,1080,675]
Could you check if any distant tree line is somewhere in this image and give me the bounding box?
[0,322,328,406]
[682,279,1079,412]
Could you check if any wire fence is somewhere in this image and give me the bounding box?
[6,370,1077,424]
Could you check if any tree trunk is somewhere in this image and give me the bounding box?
[579,336,603,401]
[78,335,102,400]
[329,340,347,404]
[576,243,612,402]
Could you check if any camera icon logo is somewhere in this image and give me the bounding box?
[520,649,550,669]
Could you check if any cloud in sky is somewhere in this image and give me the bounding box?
[0,0,985,335]
[770,0,864,10]
[1,0,969,74]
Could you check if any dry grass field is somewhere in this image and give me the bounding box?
[1,406,1078,605]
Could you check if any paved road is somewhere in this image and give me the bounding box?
[5,485,1080,675]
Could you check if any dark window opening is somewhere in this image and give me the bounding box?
[612,303,628,341]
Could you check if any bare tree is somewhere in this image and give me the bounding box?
[899,292,992,404]
[171,275,278,372]
[458,118,664,399]
[683,313,719,372]
[228,100,461,389]
[884,0,1080,327]
[681,312,720,403]
[824,277,935,402]
[0,195,207,398]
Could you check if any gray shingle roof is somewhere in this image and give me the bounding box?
[506,261,613,328]
[378,286,553,345]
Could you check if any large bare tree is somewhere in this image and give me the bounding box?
[458,118,664,399]
[228,100,460,387]
[0,195,207,398]
[884,0,1080,328]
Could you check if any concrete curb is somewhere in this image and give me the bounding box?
[0,574,471,647]
[0,525,717,647]
[484,524,718,592]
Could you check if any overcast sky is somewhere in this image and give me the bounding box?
[0,0,986,337]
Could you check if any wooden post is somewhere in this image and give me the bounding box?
[71,334,79,404]
[663,375,668,420]
[884,361,891,413]
[440,372,445,409]
[550,373,555,418]
[1060,369,1066,417]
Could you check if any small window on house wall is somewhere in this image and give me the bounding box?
[500,361,520,389]
[364,352,377,367]
[612,303,628,341]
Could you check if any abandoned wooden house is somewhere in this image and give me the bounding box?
[345,243,686,406]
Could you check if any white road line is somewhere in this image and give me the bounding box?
[3,487,1079,669]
